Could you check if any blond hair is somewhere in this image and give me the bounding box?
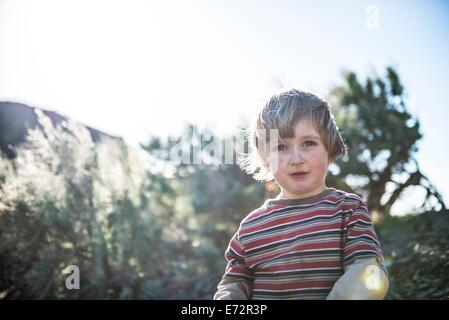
[240,88,347,182]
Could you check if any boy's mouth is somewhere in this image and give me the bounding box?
[289,171,308,178]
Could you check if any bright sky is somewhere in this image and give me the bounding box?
[1,0,448,215]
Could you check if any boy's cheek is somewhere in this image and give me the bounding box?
[309,152,330,167]
[268,159,289,177]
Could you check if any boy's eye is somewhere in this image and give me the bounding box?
[303,140,317,147]
[276,144,287,151]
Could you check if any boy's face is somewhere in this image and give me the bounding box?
[266,118,330,199]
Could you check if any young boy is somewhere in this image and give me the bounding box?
[214,89,389,300]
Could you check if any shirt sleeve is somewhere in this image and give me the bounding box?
[342,200,387,275]
[326,257,389,300]
[213,278,252,300]
[214,230,254,299]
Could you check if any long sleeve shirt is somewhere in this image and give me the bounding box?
[214,188,389,300]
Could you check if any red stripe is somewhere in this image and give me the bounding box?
[248,240,342,266]
[345,244,378,256]
[242,209,338,235]
[254,280,335,290]
[265,260,342,272]
[246,221,342,249]
[243,204,285,222]
[349,229,376,238]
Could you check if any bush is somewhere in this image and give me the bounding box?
[0,111,227,299]
[377,211,449,300]
[2,111,447,300]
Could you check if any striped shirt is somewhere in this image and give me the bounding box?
[221,188,387,300]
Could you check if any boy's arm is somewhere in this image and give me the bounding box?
[328,199,389,300]
[213,230,254,300]
[213,278,252,300]
[326,257,389,300]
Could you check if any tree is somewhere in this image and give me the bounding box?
[0,111,172,299]
[328,67,446,215]
[141,124,270,246]
[141,124,274,295]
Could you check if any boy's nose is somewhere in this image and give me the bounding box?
[289,148,306,165]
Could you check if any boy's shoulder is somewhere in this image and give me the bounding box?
[240,188,367,226]
[325,188,368,212]
[240,203,277,226]
[332,188,367,207]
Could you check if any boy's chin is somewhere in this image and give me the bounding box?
[280,184,326,199]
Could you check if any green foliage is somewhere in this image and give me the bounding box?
[1,67,448,300]
[0,112,193,298]
[328,67,445,214]
[377,212,449,299]
[0,112,267,299]
[141,125,270,298]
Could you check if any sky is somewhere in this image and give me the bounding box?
[1,0,448,215]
